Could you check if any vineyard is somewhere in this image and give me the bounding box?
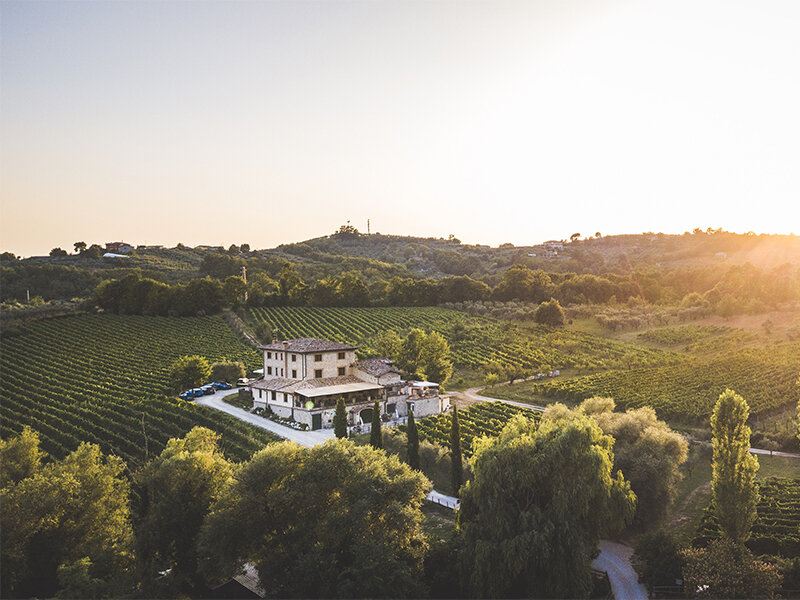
[637,325,759,353]
[694,477,800,558]
[0,314,275,464]
[485,343,800,420]
[248,306,671,372]
[402,401,539,457]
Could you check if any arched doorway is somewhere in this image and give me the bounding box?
[359,407,373,424]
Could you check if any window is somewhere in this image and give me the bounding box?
[271,391,277,401]
[314,354,322,362]
[259,389,263,398]
[267,352,272,359]
[338,351,345,360]
[314,369,323,378]
[292,369,297,378]
[338,367,345,376]
[284,394,288,403]
[280,368,284,376]
[292,354,297,362]
[267,366,272,375]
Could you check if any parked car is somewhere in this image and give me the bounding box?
[211,381,232,390]
[179,390,192,400]
[201,384,216,395]
[237,377,251,387]
[190,388,205,398]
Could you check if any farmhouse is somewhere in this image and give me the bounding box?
[250,338,448,430]
[105,241,134,253]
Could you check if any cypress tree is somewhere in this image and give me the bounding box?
[333,397,347,439]
[370,401,383,449]
[407,407,420,470]
[450,406,463,495]
[711,389,759,543]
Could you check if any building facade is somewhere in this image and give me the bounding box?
[250,338,448,430]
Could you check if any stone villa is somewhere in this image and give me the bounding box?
[249,338,448,430]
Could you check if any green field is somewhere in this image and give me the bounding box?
[403,401,539,457]
[484,343,800,420]
[0,314,276,464]
[248,306,671,372]
[694,477,800,558]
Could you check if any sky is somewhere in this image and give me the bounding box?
[1,0,799,256]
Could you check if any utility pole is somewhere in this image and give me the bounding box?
[241,265,247,303]
[367,219,370,235]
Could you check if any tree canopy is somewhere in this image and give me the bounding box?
[711,389,759,543]
[578,398,688,526]
[169,355,211,391]
[198,439,432,598]
[458,413,636,598]
[1,436,133,599]
[133,427,233,594]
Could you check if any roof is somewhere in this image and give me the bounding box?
[411,381,439,387]
[300,381,382,398]
[250,375,381,396]
[259,338,358,353]
[352,358,401,377]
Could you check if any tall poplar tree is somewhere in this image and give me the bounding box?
[711,389,759,543]
[450,407,463,495]
[370,401,383,449]
[407,408,420,470]
[333,397,348,439]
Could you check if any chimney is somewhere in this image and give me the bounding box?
[272,338,278,344]
[282,341,289,350]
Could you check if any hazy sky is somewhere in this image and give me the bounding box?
[2,0,799,256]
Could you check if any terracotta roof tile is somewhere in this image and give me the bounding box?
[258,338,358,353]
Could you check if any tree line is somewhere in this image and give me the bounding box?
[3,384,795,598]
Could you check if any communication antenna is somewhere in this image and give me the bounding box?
[367,219,370,235]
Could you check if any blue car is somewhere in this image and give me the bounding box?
[179,390,192,400]
[211,381,232,390]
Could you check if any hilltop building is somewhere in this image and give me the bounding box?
[250,338,448,430]
[105,242,134,254]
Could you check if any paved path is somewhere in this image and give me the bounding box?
[592,540,647,600]
[693,439,800,459]
[194,389,334,447]
[458,383,547,412]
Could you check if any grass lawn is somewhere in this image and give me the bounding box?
[421,502,457,542]
[222,390,252,410]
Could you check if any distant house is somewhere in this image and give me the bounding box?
[196,245,224,251]
[250,338,448,430]
[105,242,134,254]
[543,240,564,250]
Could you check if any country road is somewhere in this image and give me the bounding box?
[592,540,648,600]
